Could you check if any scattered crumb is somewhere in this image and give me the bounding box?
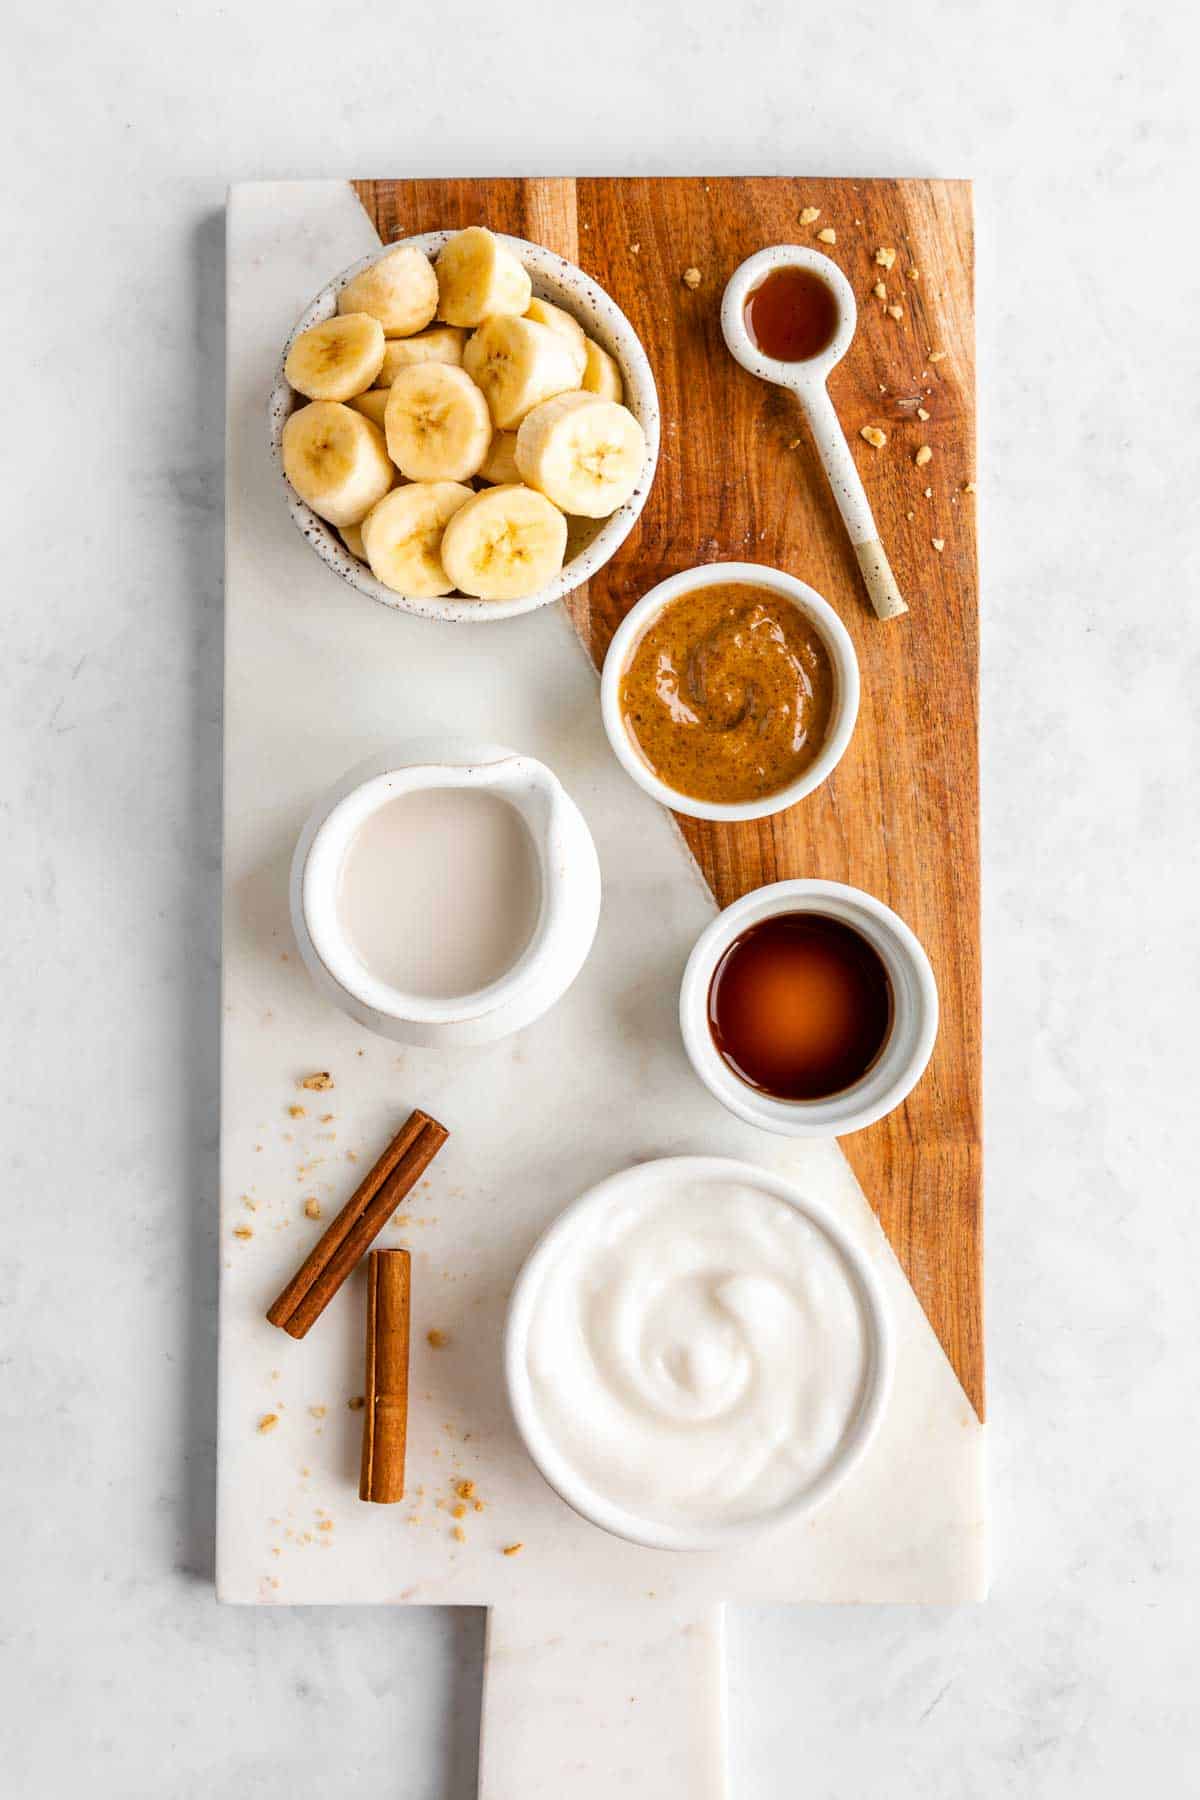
[233,1225,254,1241]
[258,1414,279,1435]
[908,267,919,279]
[928,350,947,362]
[502,1543,524,1557]
[964,480,977,493]
[872,280,887,301]
[859,426,887,449]
[923,486,934,499]
[800,205,820,225]
[317,1519,333,1533]
[787,437,802,450]
[452,1504,467,1520]
[303,1198,322,1221]
[915,445,933,467]
[320,1113,334,1124]
[917,407,930,421]
[348,1395,365,1412]
[681,266,702,289]
[241,1196,257,1212]
[875,246,897,270]
[452,1526,467,1543]
[346,1151,359,1164]
[288,1105,307,1119]
[905,509,915,520]
[932,538,946,552]
[817,227,837,245]
[454,1480,476,1501]
[299,1072,334,1091]
[473,1500,485,1513]
[886,304,904,321]
[628,241,640,254]
[427,1329,451,1350]
[308,1405,326,1420]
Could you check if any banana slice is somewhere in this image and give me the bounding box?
[524,297,588,374]
[337,246,439,338]
[462,316,583,431]
[281,400,395,526]
[479,430,521,486]
[284,313,385,401]
[436,226,532,327]
[339,521,367,559]
[348,389,390,429]
[361,481,474,596]
[580,338,624,403]
[384,363,492,482]
[439,484,568,601]
[375,327,468,384]
[516,392,646,518]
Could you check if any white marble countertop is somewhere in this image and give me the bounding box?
[3,2,1198,1794]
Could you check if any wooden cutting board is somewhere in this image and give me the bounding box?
[353,176,983,1418]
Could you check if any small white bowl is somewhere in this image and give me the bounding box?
[598,562,860,822]
[269,232,660,623]
[504,1155,893,1551]
[680,880,938,1137]
[289,737,601,1046]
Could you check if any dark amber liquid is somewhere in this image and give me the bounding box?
[708,913,892,1101]
[744,265,839,362]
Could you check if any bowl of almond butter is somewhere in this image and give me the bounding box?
[269,226,660,622]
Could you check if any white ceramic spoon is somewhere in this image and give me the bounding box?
[721,245,908,621]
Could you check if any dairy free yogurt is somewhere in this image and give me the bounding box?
[509,1160,888,1545]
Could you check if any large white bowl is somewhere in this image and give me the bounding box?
[269,233,660,623]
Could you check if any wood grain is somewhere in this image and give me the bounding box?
[352,177,983,1418]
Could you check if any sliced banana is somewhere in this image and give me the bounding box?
[284,313,385,401]
[436,226,532,327]
[281,400,395,526]
[580,338,624,403]
[517,391,646,518]
[361,481,474,596]
[375,327,468,384]
[339,521,367,559]
[348,388,390,429]
[479,430,521,486]
[524,297,588,374]
[338,247,438,338]
[384,363,492,482]
[439,484,568,601]
[462,316,583,431]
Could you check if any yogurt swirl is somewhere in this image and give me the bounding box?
[524,1177,869,1529]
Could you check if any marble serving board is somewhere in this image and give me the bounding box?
[220,180,985,1798]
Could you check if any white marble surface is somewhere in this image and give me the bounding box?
[2,2,1198,1795]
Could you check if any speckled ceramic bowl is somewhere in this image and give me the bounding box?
[269,233,660,623]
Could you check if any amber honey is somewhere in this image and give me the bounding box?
[743,265,839,362]
[707,912,892,1101]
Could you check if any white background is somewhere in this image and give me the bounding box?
[2,1,1198,1795]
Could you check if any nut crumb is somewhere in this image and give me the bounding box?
[932,538,946,552]
[299,1072,334,1091]
[964,480,976,493]
[288,1105,307,1119]
[800,206,821,225]
[908,267,920,280]
[502,1543,524,1557]
[872,281,887,301]
[427,1329,451,1350]
[628,241,640,254]
[347,1395,365,1412]
[859,426,887,449]
[233,1224,253,1241]
[787,437,802,450]
[928,350,947,362]
[681,266,702,289]
[917,407,930,421]
[308,1405,326,1420]
[915,445,933,467]
[258,1414,279,1434]
[886,304,904,321]
[875,246,897,270]
[303,1198,322,1221]
[923,486,934,498]
[905,509,915,520]
[817,227,837,245]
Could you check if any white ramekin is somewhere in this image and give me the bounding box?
[598,562,860,821]
[504,1155,893,1552]
[289,737,601,1046]
[679,880,938,1137]
[269,233,660,623]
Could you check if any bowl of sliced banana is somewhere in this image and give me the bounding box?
[269,226,660,622]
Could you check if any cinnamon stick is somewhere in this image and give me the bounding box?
[266,1108,447,1338]
[359,1249,410,1503]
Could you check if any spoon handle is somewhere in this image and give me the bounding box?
[800,385,908,621]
